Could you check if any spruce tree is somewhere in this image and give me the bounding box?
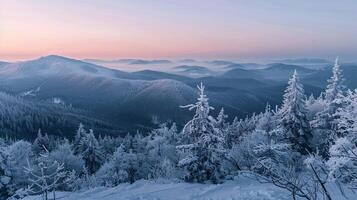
[311,58,345,157]
[177,83,225,183]
[279,70,311,154]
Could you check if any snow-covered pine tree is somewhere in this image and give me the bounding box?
[73,123,87,155]
[98,135,119,161]
[334,89,357,137]
[311,58,345,157]
[325,57,345,103]
[278,70,312,154]
[255,104,277,132]
[327,89,357,188]
[213,108,228,131]
[79,130,103,174]
[225,117,244,149]
[177,83,225,183]
[32,129,50,156]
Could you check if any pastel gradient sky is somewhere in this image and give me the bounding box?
[1,0,357,61]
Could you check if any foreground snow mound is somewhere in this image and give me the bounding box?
[23,177,289,200]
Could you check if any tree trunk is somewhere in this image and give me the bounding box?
[53,189,56,200]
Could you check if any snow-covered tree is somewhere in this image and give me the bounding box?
[311,58,345,157]
[49,139,84,174]
[278,70,311,154]
[32,129,50,156]
[333,89,357,137]
[325,58,344,104]
[213,108,228,131]
[0,145,11,199]
[250,128,321,200]
[6,140,33,193]
[73,123,87,155]
[147,123,178,161]
[145,124,179,179]
[225,117,244,149]
[96,145,140,185]
[98,135,121,161]
[24,148,67,200]
[177,83,226,183]
[304,153,332,200]
[79,130,103,174]
[327,137,357,189]
[326,91,357,189]
[255,104,277,132]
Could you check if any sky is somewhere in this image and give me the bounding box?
[1,0,357,61]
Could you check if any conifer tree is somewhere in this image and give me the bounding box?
[279,70,311,154]
[32,129,50,156]
[312,58,345,157]
[177,83,225,183]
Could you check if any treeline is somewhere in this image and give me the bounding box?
[1,59,357,200]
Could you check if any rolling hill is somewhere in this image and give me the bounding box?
[0,55,335,137]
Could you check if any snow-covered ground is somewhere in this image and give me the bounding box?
[23,177,290,200]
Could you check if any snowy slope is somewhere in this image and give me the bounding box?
[23,177,290,200]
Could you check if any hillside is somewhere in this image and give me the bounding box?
[0,92,120,139]
[0,55,332,135]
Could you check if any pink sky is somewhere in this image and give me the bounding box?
[1,0,356,61]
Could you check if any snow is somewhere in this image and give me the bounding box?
[22,177,290,200]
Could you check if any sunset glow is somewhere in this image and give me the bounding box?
[1,0,357,61]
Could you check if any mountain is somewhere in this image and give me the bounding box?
[278,58,331,64]
[224,63,246,69]
[83,58,172,65]
[173,65,214,77]
[221,68,263,80]
[178,59,198,63]
[208,60,237,66]
[0,56,197,133]
[0,55,130,78]
[257,63,315,81]
[129,59,172,65]
[0,61,10,67]
[131,70,191,81]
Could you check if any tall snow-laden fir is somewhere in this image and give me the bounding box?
[312,58,345,157]
[177,83,225,183]
[278,70,311,154]
[325,57,344,103]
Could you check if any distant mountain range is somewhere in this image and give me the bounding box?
[83,58,172,65]
[0,55,355,138]
[277,58,331,64]
[173,65,214,78]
